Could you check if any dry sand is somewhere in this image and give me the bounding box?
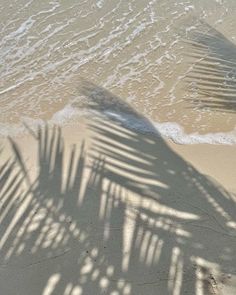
[0,113,236,295]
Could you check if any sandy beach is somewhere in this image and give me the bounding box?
[1,84,236,295]
[1,1,236,294]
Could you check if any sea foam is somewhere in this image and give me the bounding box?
[102,110,236,145]
[154,122,236,145]
[1,104,236,145]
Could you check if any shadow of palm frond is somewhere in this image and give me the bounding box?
[0,158,25,244]
[186,22,236,113]
[0,125,136,294]
[0,82,236,294]
[82,82,236,294]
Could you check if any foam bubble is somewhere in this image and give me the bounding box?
[51,104,80,124]
[96,0,105,9]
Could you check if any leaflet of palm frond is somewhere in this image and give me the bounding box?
[36,125,64,192]
[0,160,13,190]
[190,98,236,113]
[8,138,31,186]
[63,141,85,200]
[193,64,234,76]
[0,159,26,255]
[23,122,38,140]
[187,51,236,69]
[186,79,236,95]
[0,160,23,208]
[77,155,106,224]
[186,74,236,85]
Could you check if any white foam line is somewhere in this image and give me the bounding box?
[102,110,236,145]
[1,105,236,145]
[154,121,236,145]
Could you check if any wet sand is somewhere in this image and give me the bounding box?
[1,0,236,137]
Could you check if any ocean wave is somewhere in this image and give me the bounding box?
[1,104,236,145]
[102,109,236,145]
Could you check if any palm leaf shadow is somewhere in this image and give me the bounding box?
[0,82,236,294]
[82,82,236,294]
[0,124,134,294]
[185,22,236,113]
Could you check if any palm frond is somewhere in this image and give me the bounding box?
[186,22,236,113]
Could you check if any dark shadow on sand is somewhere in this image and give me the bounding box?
[186,22,236,113]
[0,82,236,294]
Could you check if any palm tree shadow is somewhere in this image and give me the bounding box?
[185,22,236,113]
[0,82,236,294]
[83,82,236,293]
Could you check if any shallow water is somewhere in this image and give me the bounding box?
[1,0,236,143]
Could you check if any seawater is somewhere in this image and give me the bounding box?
[1,0,236,144]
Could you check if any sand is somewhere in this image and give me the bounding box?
[0,110,236,295]
[1,1,236,293]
